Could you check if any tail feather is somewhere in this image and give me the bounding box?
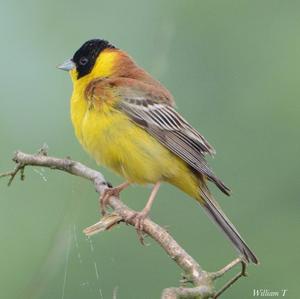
[200,188,259,264]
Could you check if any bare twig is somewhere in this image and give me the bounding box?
[210,257,242,280]
[161,285,212,299]
[84,213,123,235]
[213,261,247,299]
[1,149,253,298]
[0,162,25,186]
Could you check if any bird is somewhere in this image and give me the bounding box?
[58,38,258,264]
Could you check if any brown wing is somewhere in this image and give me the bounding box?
[87,77,230,195]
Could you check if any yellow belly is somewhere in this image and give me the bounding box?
[71,95,199,198]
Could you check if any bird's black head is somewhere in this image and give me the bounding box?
[72,39,115,79]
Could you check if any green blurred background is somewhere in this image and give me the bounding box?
[0,0,299,298]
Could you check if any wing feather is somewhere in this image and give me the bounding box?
[116,93,230,195]
[87,77,230,195]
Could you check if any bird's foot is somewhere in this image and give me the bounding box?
[127,210,149,231]
[123,182,161,244]
[125,210,149,244]
[99,182,130,216]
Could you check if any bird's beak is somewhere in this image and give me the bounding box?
[57,59,76,71]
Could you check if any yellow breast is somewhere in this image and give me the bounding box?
[71,91,167,183]
[70,91,199,199]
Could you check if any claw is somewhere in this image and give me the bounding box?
[133,211,148,231]
[99,182,130,216]
[99,188,116,215]
[123,182,161,244]
[124,210,149,244]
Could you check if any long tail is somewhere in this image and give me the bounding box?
[200,187,259,264]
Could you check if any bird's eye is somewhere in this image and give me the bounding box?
[79,57,88,66]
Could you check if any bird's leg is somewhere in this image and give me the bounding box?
[99,181,130,216]
[126,182,161,234]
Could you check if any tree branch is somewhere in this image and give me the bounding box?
[1,148,250,298]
